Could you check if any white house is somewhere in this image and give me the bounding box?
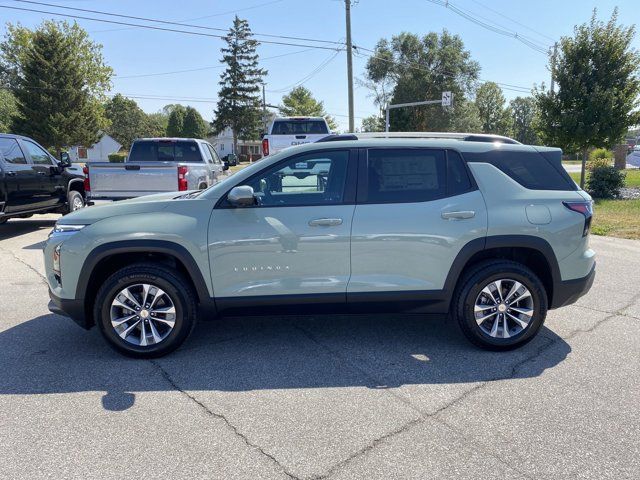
[68,132,122,163]
[207,127,262,160]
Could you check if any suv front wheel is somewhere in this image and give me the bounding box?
[94,263,198,358]
[453,260,548,350]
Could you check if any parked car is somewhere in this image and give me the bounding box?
[222,153,238,167]
[45,132,595,358]
[84,138,227,201]
[261,116,331,157]
[0,133,86,224]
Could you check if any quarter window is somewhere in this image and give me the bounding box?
[23,140,53,165]
[242,150,349,207]
[0,138,27,164]
[364,149,446,203]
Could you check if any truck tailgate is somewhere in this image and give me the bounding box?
[267,134,328,155]
[88,162,178,199]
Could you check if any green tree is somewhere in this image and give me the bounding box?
[166,105,186,137]
[360,114,385,132]
[9,22,109,155]
[145,111,169,137]
[508,96,539,144]
[535,9,640,187]
[104,94,148,149]
[212,16,266,153]
[278,86,337,130]
[1,21,112,97]
[0,89,19,132]
[182,107,208,138]
[364,31,480,132]
[475,82,512,136]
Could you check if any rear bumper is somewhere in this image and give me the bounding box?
[550,264,596,309]
[48,289,91,330]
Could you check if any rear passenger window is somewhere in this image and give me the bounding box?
[364,149,446,203]
[465,150,574,190]
[0,138,27,164]
[447,150,472,195]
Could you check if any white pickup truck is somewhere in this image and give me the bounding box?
[84,138,227,201]
[261,117,331,157]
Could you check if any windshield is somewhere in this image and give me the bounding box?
[271,120,329,135]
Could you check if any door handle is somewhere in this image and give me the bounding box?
[308,218,343,227]
[5,171,17,176]
[37,171,46,176]
[441,210,475,220]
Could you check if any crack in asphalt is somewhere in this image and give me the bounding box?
[149,359,301,480]
[0,245,47,284]
[292,297,638,480]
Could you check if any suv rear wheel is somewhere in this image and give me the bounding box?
[94,263,197,358]
[453,260,548,350]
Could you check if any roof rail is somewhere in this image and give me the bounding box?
[316,132,521,145]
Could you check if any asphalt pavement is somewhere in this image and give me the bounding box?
[0,214,638,479]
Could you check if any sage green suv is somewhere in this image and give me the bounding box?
[45,133,595,358]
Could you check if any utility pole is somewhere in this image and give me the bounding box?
[344,0,355,133]
[550,42,558,93]
[262,83,267,133]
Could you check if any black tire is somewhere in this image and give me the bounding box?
[94,263,198,358]
[453,260,548,351]
[66,190,85,214]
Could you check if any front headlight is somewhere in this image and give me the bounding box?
[51,224,87,234]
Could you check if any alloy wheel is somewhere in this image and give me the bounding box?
[474,279,534,339]
[110,283,177,346]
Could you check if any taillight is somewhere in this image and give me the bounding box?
[563,201,593,236]
[82,166,90,192]
[178,166,188,191]
[262,138,269,156]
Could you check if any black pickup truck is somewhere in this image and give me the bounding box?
[0,133,86,224]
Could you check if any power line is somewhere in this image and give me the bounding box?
[468,0,555,43]
[12,1,345,47]
[424,0,551,55]
[0,4,343,51]
[266,50,342,93]
[114,48,316,79]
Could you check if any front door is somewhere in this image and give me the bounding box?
[20,139,64,209]
[208,149,356,310]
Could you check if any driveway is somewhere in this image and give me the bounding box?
[0,215,638,479]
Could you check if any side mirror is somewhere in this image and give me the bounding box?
[59,152,71,168]
[227,185,255,207]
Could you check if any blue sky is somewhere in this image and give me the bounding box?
[1,0,638,130]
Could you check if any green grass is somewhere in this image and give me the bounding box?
[569,169,640,188]
[590,199,640,240]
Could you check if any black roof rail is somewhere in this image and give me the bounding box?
[316,134,359,143]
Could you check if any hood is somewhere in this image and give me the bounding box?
[59,191,193,225]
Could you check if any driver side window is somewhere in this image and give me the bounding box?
[245,150,349,207]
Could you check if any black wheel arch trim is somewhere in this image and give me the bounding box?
[76,240,215,314]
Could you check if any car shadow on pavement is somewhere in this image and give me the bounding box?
[0,312,570,411]
[0,219,57,241]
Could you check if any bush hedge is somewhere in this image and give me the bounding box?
[587,166,626,199]
[108,152,127,163]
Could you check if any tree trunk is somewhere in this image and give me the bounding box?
[614,144,627,170]
[580,149,588,189]
[233,130,238,157]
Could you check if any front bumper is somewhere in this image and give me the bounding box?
[48,289,91,330]
[550,263,596,309]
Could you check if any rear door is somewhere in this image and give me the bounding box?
[208,148,356,308]
[20,138,65,208]
[0,137,42,213]
[347,148,487,307]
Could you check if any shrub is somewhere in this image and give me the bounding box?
[108,152,127,163]
[587,166,626,199]
[587,148,613,171]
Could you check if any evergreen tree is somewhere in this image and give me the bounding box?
[182,107,208,138]
[166,105,186,137]
[11,23,108,156]
[212,16,266,153]
[0,89,19,132]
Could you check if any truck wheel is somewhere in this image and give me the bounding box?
[453,260,548,351]
[66,190,85,213]
[94,263,198,358]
